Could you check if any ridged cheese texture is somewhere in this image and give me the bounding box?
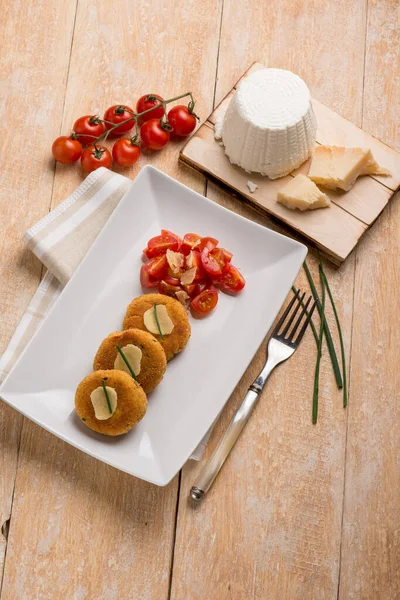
[222,68,317,179]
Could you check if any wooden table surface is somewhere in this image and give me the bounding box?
[1,1,399,598]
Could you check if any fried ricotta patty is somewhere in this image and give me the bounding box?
[123,293,191,361]
[93,328,167,393]
[75,370,147,436]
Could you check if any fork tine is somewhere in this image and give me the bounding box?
[281,292,306,337]
[292,299,317,345]
[288,295,312,341]
[273,289,300,334]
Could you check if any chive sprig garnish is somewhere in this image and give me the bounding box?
[153,303,164,339]
[312,264,326,424]
[102,379,113,415]
[116,344,137,380]
[319,266,348,408]
[303,261,343,389]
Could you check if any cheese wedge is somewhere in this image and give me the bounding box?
[308,146,390,191]
[277,174,330,211]
[90,386,117,420]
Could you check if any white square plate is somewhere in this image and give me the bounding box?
[0,166,307,485]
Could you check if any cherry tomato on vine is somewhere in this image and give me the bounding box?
[72,115,105,146]
[136,94,164,124]
[168,105,197,137]
[112,138,141,167]
[103,105,134,137]
[81,145,112,173]
[140,119,170,150]
[52,136,82,163]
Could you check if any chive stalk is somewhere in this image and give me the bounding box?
[116,344,137,380]
[101,380,113,415]
[153,303,164,339]
[319,267,348,408]
[303,261,343,389]
[313,265,326,423]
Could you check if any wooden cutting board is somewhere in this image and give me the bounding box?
[179,62,400,265]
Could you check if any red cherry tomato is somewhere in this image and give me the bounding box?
[140,265,159,288]
[103,105,134,137]
[168,105,197,137]
[181,233,201,255]
[143,233,181,258]
[210,248,227,270]
[52,136,82,164]
[220,248,233,263]
[191,286,219,314]
[161,230,182,249]
[112,138,140,167]
[199,236,218,252]
[72,115,105,146]
[136,94,164,125]
[201,247,223,278]
[140,119,170,150]
[145,254,168,279]
[159,280,182,297]
[219,263,246,293]
[81,145,112,173]
[164,275,181,286]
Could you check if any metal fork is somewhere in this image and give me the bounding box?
[190,289,316,502]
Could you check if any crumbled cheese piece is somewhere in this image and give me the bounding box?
[246,180,258,193]
[175,290,190,305]
[180,267,197,286]
[166,249,184,274]
[90,386,117,420]
[143,304,174,335]
[308,146,390,192]
[277,174,330,211]
[114,344,142,376]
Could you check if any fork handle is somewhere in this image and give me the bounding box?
[190,387,260,501]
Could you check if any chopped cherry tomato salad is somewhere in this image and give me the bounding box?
[141,231,245,316]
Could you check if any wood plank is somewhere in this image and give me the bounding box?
[0,0,77,586]
[181,122,367,264]
[0,0,223,598]
[339,0,400,597]
[171,0,365,598]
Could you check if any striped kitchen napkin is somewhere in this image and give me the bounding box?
[0,167,210,460]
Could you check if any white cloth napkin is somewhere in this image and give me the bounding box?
[0,167,212,460]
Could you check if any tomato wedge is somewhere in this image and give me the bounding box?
[199,236,218,252]
[190,286,219,314]
[210,248,226,270]
[186,250,206,280]
[181,233,201,255]
[201,247,223,278]
[159,280,182,297]
[219,263,246,293]
[140,265,159,288]
[164,275,181,285]
[144,233,180,258]
[146,254,168,279]
[161,230,182,250]
[220,248,233,263]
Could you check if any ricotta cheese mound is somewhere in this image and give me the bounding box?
[221,68,317,179]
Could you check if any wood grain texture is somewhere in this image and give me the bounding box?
[0,0,77,584]
[171,0,366,598]
[339,1,400,598]
[0,0,223,598]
